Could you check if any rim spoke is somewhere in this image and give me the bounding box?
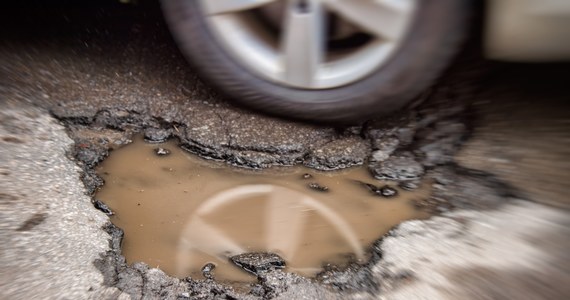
[202,0,277,16]
[281,0,325,87]
[323,0,415,40]
[265,189,309,261]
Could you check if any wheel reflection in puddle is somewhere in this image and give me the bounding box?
[177,185,364,279]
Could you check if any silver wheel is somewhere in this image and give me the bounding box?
[199,0,418,89]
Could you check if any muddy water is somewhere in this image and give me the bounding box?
[95,137,429,282]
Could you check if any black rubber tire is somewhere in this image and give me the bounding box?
[161,0,470,124]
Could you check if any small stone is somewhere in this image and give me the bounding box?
[302,173,312,179]
[92,199,114,216]
[356,181,398,198]
[230,252,286,275]
[379,186,398,197]
[178,292,190,299]
[201,263,216,279]
[308,182,329,192]
[154,147,171,156]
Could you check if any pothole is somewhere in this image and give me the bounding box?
[95,136,430,283]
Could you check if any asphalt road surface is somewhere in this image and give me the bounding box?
[1,1,569,299]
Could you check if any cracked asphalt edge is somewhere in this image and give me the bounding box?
[51,84,526,300]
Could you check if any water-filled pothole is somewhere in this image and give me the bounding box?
[95,137,429,282]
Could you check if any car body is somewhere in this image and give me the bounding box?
[485,0,570,61]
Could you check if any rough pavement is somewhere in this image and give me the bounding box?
[0,104,125,299]
[1,1,569,299]
[376,200,570,299]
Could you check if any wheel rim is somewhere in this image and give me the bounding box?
[198,0,418,89]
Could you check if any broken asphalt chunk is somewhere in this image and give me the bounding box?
[230,253,286,275]
[92,199,114,216]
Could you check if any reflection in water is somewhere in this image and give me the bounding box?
[95,137,429,282]
[178,185,364,277]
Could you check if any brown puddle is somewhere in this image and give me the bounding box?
[95,137,429,282]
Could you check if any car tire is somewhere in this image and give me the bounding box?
[161,0,470,124]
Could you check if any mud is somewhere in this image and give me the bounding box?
[95,137,428,282]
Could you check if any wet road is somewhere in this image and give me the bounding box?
[1,1,569,299]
